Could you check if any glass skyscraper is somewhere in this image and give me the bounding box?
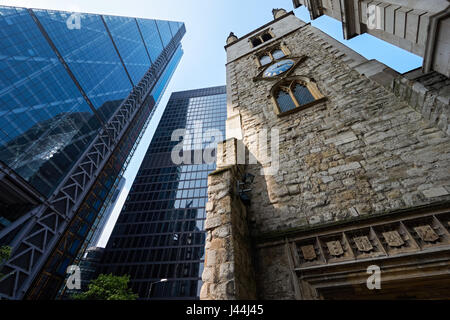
[99,86,226,300]
[0,5,185,299]
[89,177,126,248]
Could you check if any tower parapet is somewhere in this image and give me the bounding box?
[226,32,238,45]
[272,8,287,19]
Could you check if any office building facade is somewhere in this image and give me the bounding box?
[99,86,227,300]
[0,5,185,299]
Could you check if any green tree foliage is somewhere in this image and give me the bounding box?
[72,273,138,300]
[0,246,10,264]
[0,246,11,280]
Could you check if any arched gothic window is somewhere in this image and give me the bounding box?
[260,55,272,66]
[271,77,326,116]
[271,49,285,60]
[257,47,288,67]
[261,32,273,42]
[250,30,274,48]
[251,37,262,47]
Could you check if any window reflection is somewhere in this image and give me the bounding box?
[260,55,271,66]
[293,83,315,106]
[0,7,103,197]
[276,90,297,113]
[272,49,285,60]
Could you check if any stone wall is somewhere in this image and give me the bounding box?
[229,22,450,237]
[392,69,450,136]
[200,146,257,300]
[254,243,297,299]
[220,15,450,299]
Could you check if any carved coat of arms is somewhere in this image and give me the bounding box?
[300,245,317,261]
[326,240,344,257]
[414,225,439,242]
[354,236,373,252]
[382,231,404,247]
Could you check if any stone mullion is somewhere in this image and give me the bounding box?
[285,239,303,300]
[433,215,450,237]
[288,81,301,108]
[370,227,387,256]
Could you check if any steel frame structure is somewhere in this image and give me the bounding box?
[0,25,185,300]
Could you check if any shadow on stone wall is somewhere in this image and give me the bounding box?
[201,138,298,299]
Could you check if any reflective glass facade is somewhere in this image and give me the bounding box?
[0,4,183,226]
[33,9,133,123]
[0,5,185,300]
[89,177,126,248]
[0,6,102,200]
[100,86,227,300]
[27,41,184,301]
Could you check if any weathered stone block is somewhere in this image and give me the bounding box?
[219,262,234,280]
[422,186,449,198]
[325,131,358,146]
[205,216,222,230]
[202,267,215,283]
[287,184,300,195]
[206,250,217,267]
[205,201,214,212]
[214,225,231,238]
[329,162,361,175]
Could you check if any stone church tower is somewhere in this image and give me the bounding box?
[201,9,450,299]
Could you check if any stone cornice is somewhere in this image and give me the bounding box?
[224,11,295,50]
[254,201,450,245]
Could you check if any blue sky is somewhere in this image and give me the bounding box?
[0,0,423,247]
